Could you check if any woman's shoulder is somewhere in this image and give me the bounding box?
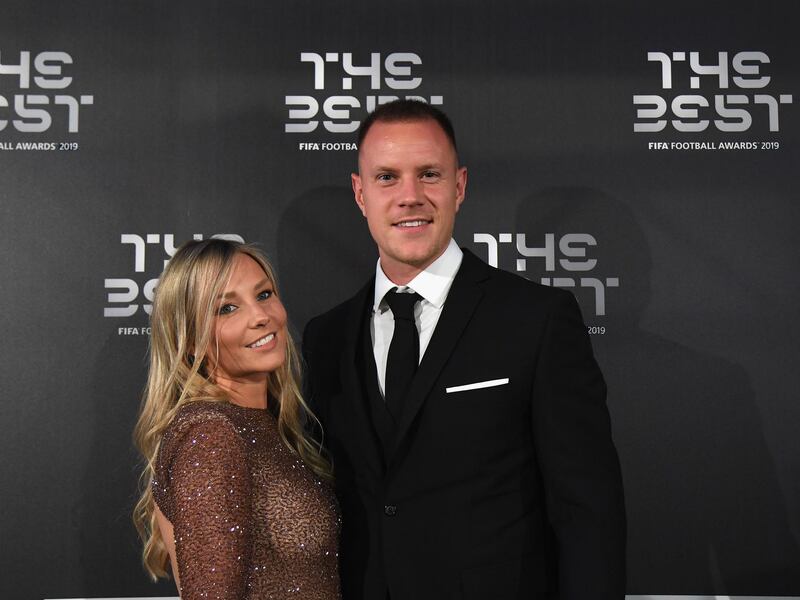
[161,401,242,448]
[172,399,236,425]
[153,401,250,522]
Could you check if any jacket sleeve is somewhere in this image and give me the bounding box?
[531,290,627,599]
[167,416,252,599]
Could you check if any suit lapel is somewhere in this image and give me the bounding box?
[389,250,490,463]
[339,279,387,473]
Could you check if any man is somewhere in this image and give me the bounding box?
[303,100,626,600]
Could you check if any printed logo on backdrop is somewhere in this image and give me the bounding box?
[285,52,444,152]
[104,233,244,336]
[472,232,617,336]
[634,51,793,151]
[0,50,93,151]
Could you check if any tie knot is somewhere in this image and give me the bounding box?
[385,289,421,322]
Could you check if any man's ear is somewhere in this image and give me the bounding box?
[455,166,468,212]
[352,172,367,217]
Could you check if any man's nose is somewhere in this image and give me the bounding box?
[397,177,424,206]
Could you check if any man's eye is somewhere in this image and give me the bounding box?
[257,290,272,301]
[421,171,440,180]
[377,173,394,182]
[218,303,236,316]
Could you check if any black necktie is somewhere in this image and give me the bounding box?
[384,289,422,420]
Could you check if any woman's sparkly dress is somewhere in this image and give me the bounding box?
[152,401,341,600]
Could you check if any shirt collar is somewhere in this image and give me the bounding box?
[373,238,463,312]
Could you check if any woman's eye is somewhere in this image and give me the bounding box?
[218,303,236,316]
[257,290,272,301]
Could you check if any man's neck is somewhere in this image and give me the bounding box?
[379,245,453,286]
[379,261,427,287]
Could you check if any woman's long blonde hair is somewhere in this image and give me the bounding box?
[132,238,331,580]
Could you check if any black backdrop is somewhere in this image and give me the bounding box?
[2,1,799,598]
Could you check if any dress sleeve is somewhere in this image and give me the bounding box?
[167,415,252,599]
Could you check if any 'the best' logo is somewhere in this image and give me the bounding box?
[285,52,444,134]
[0,50,94,133]
[633,51,793,133]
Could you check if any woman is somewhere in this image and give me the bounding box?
[133,239,340,599]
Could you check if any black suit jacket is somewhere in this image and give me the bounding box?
[302,249,626,600]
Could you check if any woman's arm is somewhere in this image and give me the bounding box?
[167,415,253,599]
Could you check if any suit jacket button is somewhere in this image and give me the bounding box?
[384,504,397,516]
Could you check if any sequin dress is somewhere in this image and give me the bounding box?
[152,401,341,600]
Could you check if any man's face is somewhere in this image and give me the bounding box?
[352,118,467,282]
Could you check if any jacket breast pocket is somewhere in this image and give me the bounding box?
[427,376,528,460]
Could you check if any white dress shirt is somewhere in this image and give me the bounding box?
[371,238,463,397]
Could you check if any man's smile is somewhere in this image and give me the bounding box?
[393,217,433,228]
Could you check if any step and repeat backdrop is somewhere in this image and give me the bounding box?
[2,1,798,598]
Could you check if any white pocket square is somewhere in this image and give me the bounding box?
[445,378,510,394]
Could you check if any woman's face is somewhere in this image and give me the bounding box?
[207,252,288,386]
